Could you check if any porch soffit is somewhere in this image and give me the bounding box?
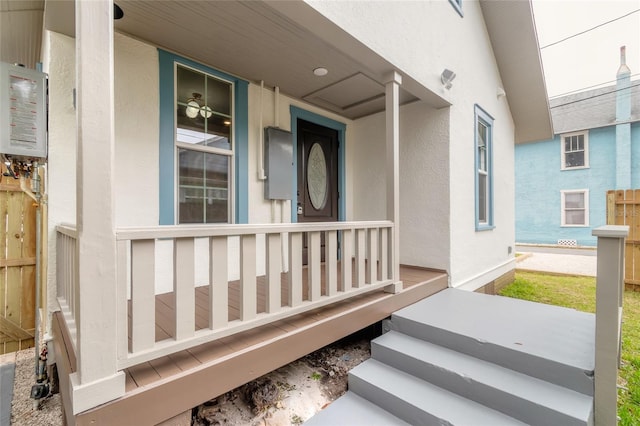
[43,0,431,119]
[0,0,44,69]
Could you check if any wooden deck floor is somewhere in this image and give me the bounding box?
[53,265,447,425]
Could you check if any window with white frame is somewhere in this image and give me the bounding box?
[175,64,233,223]
[475,105,494,230]
[561,131,589,169]
[561,190,589,226]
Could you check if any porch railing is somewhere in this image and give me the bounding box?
[593,225,628,426]
[56,224,79,352]
[110,221,395,369]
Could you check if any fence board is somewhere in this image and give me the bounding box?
[607,190,640,290]
[0,177,38,352]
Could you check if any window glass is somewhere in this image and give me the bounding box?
[562,133,588,169]
[178,149,229,223]
[475,106,493,230]
[176,64,233,223]
[562,191,588,226]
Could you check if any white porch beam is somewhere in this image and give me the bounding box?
[385,71,403,293]
[72,0,124,413]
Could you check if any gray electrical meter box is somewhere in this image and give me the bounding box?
[0,62,48,159]
[264,127,293,200]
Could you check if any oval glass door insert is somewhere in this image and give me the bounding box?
[307,143,328,210]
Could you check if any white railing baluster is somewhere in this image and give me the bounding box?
[354,229,366,288]
[308,231,322,301]
[265,233,281,313]
[210,236,228,329]
[174,238,195,340]
[131,240,155,352]
[326,231,338,296]
[379,227,388,281]
[367,228,378,284]
[116,240,129,359]
[240,235,257,321]
[288,232,303,307]
[341,228,353,292]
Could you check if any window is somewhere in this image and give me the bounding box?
[561,131,589,169]
[561,190,589,226]
[448,0,463,16]
[176,64,233,224]
[475,105,494,230]
[158,50,249,225]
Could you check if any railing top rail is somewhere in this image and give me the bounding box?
[116,221,393,240]
[56,224,78,238]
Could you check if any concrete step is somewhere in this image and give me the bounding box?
[348,359,527,426]
[388,288,595,395]
[304,391,409,426]
[373,331,594,426]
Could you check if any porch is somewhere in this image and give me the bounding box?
[52,221,447,425]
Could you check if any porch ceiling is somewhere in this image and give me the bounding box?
[0,0,44,69]
[43,0,426,119]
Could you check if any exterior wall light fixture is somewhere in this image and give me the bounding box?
[441,68,456,89]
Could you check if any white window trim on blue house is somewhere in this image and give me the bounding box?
[561,189,589,227]
[475,105,494,231]
[448,0,463,17]
[158,49,249,225]
[560,130,589,170]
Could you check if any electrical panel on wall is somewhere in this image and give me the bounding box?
[0,62,48,160]
[264,127,293,200]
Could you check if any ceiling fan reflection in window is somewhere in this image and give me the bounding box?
[185,92,213,119]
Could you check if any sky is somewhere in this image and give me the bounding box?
[532,0,640,98]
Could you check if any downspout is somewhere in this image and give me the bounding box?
[615,46,632,189]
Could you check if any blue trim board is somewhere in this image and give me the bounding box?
[289,106,346,223]
[158,50,175,225]
[474,104,494,231]
[157,49,249,224]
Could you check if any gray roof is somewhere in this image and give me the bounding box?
[549,80,640,135]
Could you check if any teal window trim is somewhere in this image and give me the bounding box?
[474,104,494,231]
[158,49,248,225]
[448,0,463,17]
[289,106,346,223]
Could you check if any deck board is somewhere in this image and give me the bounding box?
[58,265,447,425]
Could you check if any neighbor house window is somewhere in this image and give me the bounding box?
[176,64,233,224]
[449,0,463,16]
[475,105,494,230]
[561,190,589,226]
[561,131,589,169]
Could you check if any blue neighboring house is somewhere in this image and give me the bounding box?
[516,48,640,247]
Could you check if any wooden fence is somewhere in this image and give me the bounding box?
[0,176,37,354]
[606,189,640,291]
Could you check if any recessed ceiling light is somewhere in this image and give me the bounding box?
[313,67,328,77]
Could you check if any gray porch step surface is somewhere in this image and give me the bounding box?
[389,288,595,395]
[303,391,409,426]
[348,359,527,426]
[373,330,594,426]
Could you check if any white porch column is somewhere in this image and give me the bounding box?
[71,0,125,414]
[385,71,403,293]
[593,225,628,426]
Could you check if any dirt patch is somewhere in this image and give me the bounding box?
[192,334,372,425]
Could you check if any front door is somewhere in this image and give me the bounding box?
[297,119,339,261]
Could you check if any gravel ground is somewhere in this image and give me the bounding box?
[10,348,62,426]
[7,334,370,426]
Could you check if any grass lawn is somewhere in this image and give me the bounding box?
[500,271,640,425]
